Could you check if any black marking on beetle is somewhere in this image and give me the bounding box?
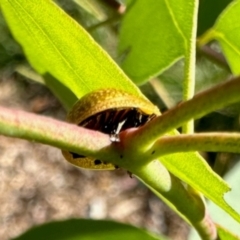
[151,150,155,155]
[79,108,157,145]
[94,159,102,165]
[70,152,86,159]
[120,155,123,158]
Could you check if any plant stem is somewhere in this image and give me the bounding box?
[125,75,240,151]
[0,97,235,239]
[182,0,199,134]
[0,106,118,160]
[143,133,240,160]
[0,106,218,239]
[133,161,217,240]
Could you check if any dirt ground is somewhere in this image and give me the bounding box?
[0,72,189,240]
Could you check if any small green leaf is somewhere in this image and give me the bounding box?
[12,219,167,240]
[199,1,240,75]
[197,0,232,36]
[118,0,195,83]
[0,0,141,98]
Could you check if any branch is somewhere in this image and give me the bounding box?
[124,75,240,151]
[0,105,217,239]
[2,102,234,238]
[0,106,119,161]
[142,133,240,160]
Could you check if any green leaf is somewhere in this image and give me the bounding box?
[0,0,141,98]
[118,0,195,84]
[160,151,240,223]
[197,0,232,36]
[217,225,240,240]
[199,1,240,75]
[210,161,240,236]
[189,161,240,239]
[12,219,166,240]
